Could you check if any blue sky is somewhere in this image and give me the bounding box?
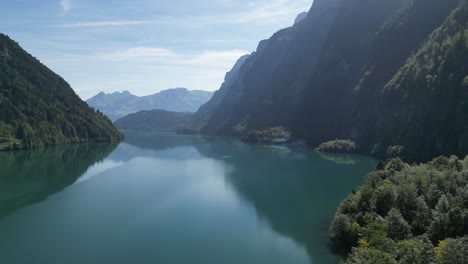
[0,0,312,99]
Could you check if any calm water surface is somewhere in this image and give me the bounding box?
[0,132,377,264]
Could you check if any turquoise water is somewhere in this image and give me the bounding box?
[0,132,377,264]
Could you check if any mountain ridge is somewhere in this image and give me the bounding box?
[86,88,213,121]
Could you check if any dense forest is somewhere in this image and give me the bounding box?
[0,34,122,150]
[330,156,468,263]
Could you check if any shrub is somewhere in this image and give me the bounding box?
[315,139,358,154]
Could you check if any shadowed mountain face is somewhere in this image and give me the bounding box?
[0,143,118,219]
[192,0,465,161]
[194,0,408,137]
[86,88,213,121]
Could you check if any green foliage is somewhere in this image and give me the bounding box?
[386,208,412,241]
[0,34,122,150]
[376,0,468,161]
[376,161,385,170]
[330,213,359,252]
[331,156,468,263]
[384,158,408,172]
[240,127,291,144]
[346,248,397,264]
[396,236,435,264]
[315,139,358,154]
[386,146,405,159]
[435,237,468,264]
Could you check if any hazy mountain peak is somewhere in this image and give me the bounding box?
[161,87,189,94]
[87,88,213,121]
[225,54,250,83]
[294,12,308,25]
[311,0,344,10]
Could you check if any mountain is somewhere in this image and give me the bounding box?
[193,0,408,137]
[195,0,465,161]
[294,12,308,25]
[114,54,250,132]
[114,110,193,131]
[86,88,213,121]
[0,34,122,150]
[373,0,468,161]
[118,0,467,162]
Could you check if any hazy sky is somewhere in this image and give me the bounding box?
[0,0,312,99]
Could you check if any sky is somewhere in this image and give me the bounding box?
[0,0,313,100]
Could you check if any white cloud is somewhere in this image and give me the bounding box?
[43,47,250,98]
[54,20,161,28]
[178,50,249,68]
[94,47,249,69]
[60,0,72,14]
[54,0,311,28]
[98,47,177,60]
[227,0,310,24]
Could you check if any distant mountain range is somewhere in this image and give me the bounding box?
[86,88,213,121]
[0,34,122,150]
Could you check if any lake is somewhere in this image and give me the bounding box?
[0,132,377,264]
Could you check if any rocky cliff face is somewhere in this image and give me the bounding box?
[195,0,406,139]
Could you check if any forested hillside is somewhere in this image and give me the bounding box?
[375,0,468,161]
[114,110,193,131]
[330,156,468,263]
[0,34,122,150]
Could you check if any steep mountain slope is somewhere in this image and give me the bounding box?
[195,0,408,139]
[193,54,250,128]
[0,34,122,150]
[87,88,213,121]
[193,0,464,161]
[376,0,468,160]
[354,0,461,143]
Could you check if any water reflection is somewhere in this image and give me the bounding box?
[0,143,118,219]
[316,151,361,165]
[0,132,376,264]
[123,132,377,263]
